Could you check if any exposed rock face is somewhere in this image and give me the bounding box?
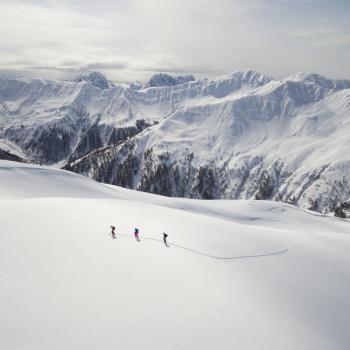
[73,72,110,89]
[0,149,26,163]
[334,201,350,218]
[147,73,195,87]
[69,123,103,162]
[23,125,75,164]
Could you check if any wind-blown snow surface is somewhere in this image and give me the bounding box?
[1,160,350,350]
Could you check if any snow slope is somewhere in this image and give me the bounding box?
[1,160,350,350]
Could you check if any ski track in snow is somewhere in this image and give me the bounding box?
[110,233,290,260]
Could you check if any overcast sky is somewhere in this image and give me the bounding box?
[0,0,349,82]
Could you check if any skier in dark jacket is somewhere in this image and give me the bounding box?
[134,228,140,240]
[111,225,116,238]
[163,232,168,246]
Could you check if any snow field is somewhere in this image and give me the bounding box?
[1,160,350,350]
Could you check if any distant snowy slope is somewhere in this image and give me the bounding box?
[1,160,350,350]
[0,161,115,199]
[1,70,350,212]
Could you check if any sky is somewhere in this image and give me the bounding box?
[0,0,349,82]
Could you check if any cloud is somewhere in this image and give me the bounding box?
[0,0,349,81]
[133,62,222,75]
[277,0,314,2]
[83,62,128,71]
[291,26,338,38]
[291,24,350,47]
[24,62,127,72]
[0,1,123,63]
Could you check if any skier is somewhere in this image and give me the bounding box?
[163,232,169,246]
[134,228,140,240]
[111,225,116,239]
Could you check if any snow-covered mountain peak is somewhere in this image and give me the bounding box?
[197,69,273,99]
[226,69,273,86]
[287,71,326,82]
[73,71,111,89]
[147,73,196,88]
[285,71,350,90]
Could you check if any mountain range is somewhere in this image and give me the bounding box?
[1,70,350,213]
